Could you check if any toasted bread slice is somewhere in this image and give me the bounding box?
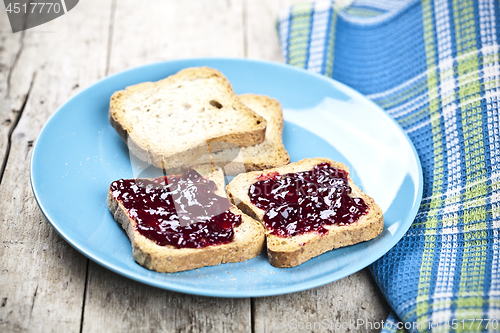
[226,158,383,268]
[109,67,267,169]
[211,94,290,175]
[108,165,265,273]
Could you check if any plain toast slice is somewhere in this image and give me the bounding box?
[108,165,265,273]
[211,94,290,174]
[109,67,267,169]
[226,158,383,268]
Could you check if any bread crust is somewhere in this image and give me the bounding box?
[226,158,384,268]
[211,94,290,175]
[108,165,265,273]
[109,67,267,169]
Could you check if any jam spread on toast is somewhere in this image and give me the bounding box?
[110,169,241,248]
[248,163,368,237]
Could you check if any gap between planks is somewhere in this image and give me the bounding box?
[79,1,117,332]
[0,72,35,185]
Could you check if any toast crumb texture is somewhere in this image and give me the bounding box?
[108,165,265,273]
[109,67,267,169]
[212,94,290,174]
[226,158,384,268]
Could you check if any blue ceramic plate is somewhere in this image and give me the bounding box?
[30,58,422,297]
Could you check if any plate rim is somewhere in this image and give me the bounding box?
[30,57,423,297]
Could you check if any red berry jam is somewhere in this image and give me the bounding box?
[248,162,368,237]
[110,169,241,249]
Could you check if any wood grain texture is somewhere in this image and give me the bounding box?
[0,0,111,331]
[0,16,28,178]
[82,261,250,333]
[108,0,245,75]
[253,270,389,333]
[244,0,283,61]
[244,0,316,62]
[81,1,252,332]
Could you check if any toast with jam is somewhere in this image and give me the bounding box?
[226,158,383,268]
[109,67,267,170]
[210,93,290,174]
[108,165,265,273]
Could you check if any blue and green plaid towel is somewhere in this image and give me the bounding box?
[277,0,500,332]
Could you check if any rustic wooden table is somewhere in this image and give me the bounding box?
[0,0,390,332]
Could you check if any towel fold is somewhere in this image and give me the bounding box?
[277,0,500,331]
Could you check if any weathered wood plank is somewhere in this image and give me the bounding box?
[253,270,389,333]
[244,0,315,62]
[107,0,246,75]
[83,262,250,333]
[0,17,28,179]
[0,1,111,331]
[244,0,283,61]
[246,1,390,332]
[82,1,251,332]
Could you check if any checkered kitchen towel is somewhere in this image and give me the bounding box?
[277,0,500,332]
